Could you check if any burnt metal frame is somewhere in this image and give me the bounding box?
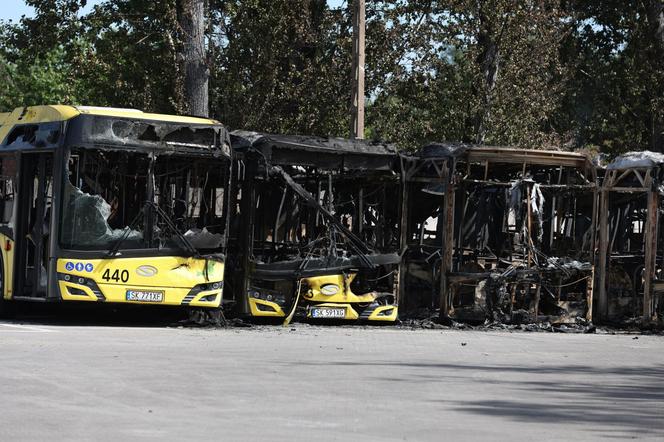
[404,146,598,323]
[597,166,662,322]
[231,133,403,317]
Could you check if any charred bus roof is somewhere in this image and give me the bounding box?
[606,151,664,170]
[231,130,397,171]
[0,105,230,156]
[418,142,593,169]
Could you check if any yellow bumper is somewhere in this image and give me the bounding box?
[56,257,224,308]
[247,298,398,322]
[306,303,398,322]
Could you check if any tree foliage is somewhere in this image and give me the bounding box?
[1,0,664,154]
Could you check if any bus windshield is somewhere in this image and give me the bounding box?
[59,148,229,253]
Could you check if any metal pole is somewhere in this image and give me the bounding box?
[350,0,365,139]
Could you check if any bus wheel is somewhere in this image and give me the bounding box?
[186,308,226,327]
[0,266,15,319]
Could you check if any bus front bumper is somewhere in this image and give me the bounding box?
[248,297,398,322]
[57,273,223,308]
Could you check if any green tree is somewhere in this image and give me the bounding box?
[0,47,88,111]
[558,0,664,154]
[210,0,352,134]
[365,0,569,150]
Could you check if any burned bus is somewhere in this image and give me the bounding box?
[402,144,598,324]
[0,105,232,315]
[228,132,401,322]
[597,152,664,323]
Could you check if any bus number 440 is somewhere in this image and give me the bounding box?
[102,268,130,283]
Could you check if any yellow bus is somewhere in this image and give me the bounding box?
[0,106,232,316]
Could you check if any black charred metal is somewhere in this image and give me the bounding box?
[222,131,662,327]
[597,152,664,324]
[402,145,598,326]
[227,131,402,318]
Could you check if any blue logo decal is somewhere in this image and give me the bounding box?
[84,263,94,273]
[75,262,84,272]
[65,262,75,271]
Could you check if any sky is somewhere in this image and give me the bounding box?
[0,0,346,23]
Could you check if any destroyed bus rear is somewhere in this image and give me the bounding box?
[401,144,598,325]
[597,152,664,323]
[227,132,401,322]
[0,105,232,315]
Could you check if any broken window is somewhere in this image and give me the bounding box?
[59,148,229,253]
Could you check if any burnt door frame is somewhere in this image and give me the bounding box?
[14,151,54,298]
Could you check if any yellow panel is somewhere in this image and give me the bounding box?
[367,305,398,322]
[0,105,223,146]
[76,106,221,125]
[0,105,80,143]
[58,281,98,302]
[56,256,224,307]
[303,273,376,303]
[96,284,221,307]
[0,234,14,300]
[248,298,286,317]
[187,289,222,307]
[3,105,79,124]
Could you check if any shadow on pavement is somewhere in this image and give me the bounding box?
[296,360,664,437]
[2,301,189,327]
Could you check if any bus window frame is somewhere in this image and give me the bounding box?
[50,115,232,260]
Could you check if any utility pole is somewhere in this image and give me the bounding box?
[179,0,209,117]
[350,0,365,139]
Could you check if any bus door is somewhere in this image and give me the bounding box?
[14,152,54,299]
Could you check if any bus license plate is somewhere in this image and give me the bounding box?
[310,307,345,319]
[126,289,164,303]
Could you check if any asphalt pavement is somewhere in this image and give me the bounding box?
[0,320,662,441]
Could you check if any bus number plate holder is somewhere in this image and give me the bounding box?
[126,289,164,303]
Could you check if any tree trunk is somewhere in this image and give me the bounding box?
[179,0,209,117]
[475,3,500,144]
[350,0,365,139]
[646,1,664,55]
[646,0,664,151]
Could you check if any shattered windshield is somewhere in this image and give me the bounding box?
[59,148,229,252]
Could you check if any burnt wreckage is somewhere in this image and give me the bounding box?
[401,144,598,325]
[597,152,664,323]
[221,130,662,326]
[62,115,233,258]
[228,132,401,322]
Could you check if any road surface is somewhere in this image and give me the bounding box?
[0,320,662,441]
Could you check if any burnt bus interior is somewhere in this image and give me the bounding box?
[399,146,452,315]
[597,154,664,323]
[61,150,230,252]
[228,131,402,318]
[60,116,232,257]
[403,144,598,324]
